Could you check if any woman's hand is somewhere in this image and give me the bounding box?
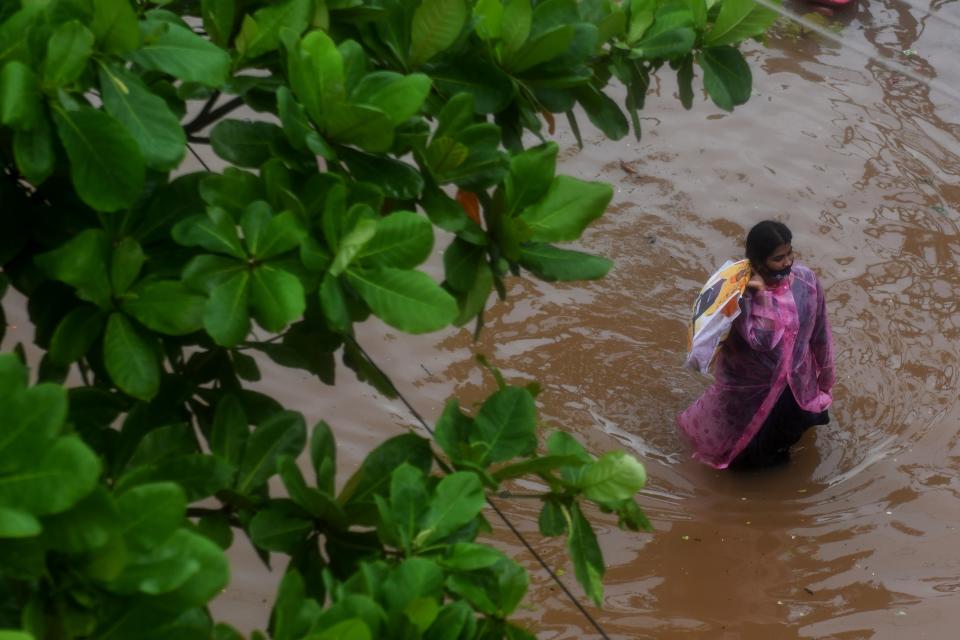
[746,271,766,291]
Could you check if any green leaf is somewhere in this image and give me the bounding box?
[202,0,236,47]
[0,507,41,538]
[492,558,528,616]
[200,168,265,215]
[326,103,395,153]
[0,355,26,395]
[629,3,695,59]
[278,457,348,530]
[545,431,591,485]
[182,255,245,294]
[104,312,160,401]
[124,423,197,470]
[424,602,475,640]
[385,558,444,610]
[14,114,54,184]
[255,211,307,260]
[116,482,187,550]
[242,202,275,256]
[249,264,305,332]
[123,281,206,335]
[698,45,752,111]
[0,61,40,130]
[277,86,313,150]
[110,237,145,295]
[475,0,503,40]
[518,176,612,243]
[0,5,41,67]
[340,433,432,525]
[237,0,311,60]
[43,20,94,87]
[567,503,604,605]
[0,383,67,474]
[118,454,235,502]
[49,305,105,365]
[99,64,186,170]
[491,454,587,482]
[340,149,424,201]
[386,463,428,548]
[287,29,345,122]
[440,543,506,570]
[505,142,558,215]
[518,244,612,281]
[538,499,566,536]
[357,211,433,269]
[422,187,487,246]
[198,513,234,549]
[434,400,473,463]
[210,394,249,467]
[235,353,262,381]
[501,0,532,54]
[53,106,146,212]
[705,0,778,46]
[430,57,515,114]
[0,436,100,516]
[677,52,694,109]
[130,20,231,86]
[41,487,118,553]
[310,420,336,495]
[575,84,628,140]
[443,239,485,292]
[578,451,646,503]
[351,72,432,126]
[628,0,655,42]
[453,261,492,323]
[312,619,371,640]
[509,25,574,72]
[346,267,457,334]
[471,387,536,464]
[404,597,441,634]
[409,0,468,67]
[420,472,485,544]
[173,208,246,259]
[249,504,313,551]
[330,218,377,276]
[112,528,227,606]
[236,411,307,494]
[35,229,112,308]
[319,273,351,333]
[92,0,140,54]
[210,119,282,168]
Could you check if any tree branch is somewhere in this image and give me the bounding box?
[184,95,246,134]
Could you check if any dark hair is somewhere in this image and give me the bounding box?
[745,220,792,266]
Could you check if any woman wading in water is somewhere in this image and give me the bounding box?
[678,221,835,469]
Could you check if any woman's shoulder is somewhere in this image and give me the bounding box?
[791,262,825,296]
[793,262,819,282]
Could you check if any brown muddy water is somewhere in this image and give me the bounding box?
[5,0,960,637]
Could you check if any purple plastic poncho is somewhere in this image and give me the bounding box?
[677,262,835,468]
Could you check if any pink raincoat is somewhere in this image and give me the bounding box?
[677,262,834,468]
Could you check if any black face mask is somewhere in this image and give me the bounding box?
[767,265,792,281]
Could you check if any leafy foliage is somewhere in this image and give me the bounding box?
[0,0,775,638]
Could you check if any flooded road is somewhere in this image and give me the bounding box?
[6,0,954,636]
